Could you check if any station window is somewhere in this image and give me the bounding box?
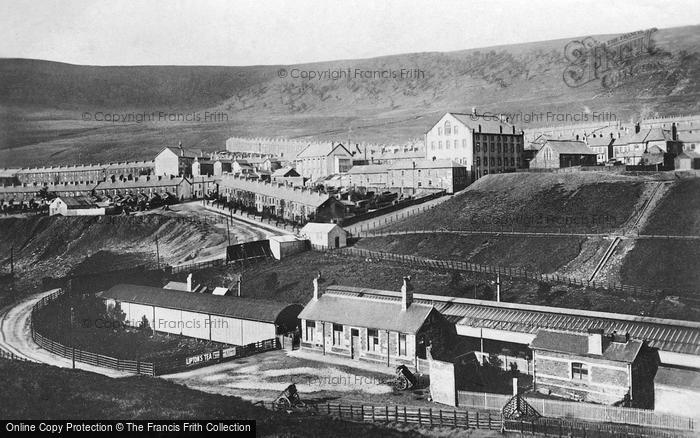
[398,333,407,356]
[333,324,343,345]
[305,321,315,342]
[572,362,588,380]
[367,329,379,352]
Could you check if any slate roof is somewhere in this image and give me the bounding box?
[585,136,615,147]
[298,293,434,334]
[347,164,389,174]
[544,140,597,155]
[448,112,519,135]
[654,366,700,390]
[100,284,300,324]
[529,329,643,363]
[300,223,344,234]
[322,286,700,356]
[677,131,700,143]
[676,151,700,159]
[271,166,300,178]
[96,176,188,190]
[59,196,98,209]
[617,128,673,146]
[220,175,331,207]
[296,142,352,159]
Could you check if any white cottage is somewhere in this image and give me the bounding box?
[299,223,347,249]
[48,196,105,216]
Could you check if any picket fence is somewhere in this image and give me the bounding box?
[457,390,697,432]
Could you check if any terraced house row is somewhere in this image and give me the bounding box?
[218,174,346,223]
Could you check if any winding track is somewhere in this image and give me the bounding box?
[0,290,129,377]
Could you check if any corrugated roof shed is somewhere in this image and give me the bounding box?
[322,286,700,356]
[101,284,300,324]
[298,293,434,334]
[529,329,643,363]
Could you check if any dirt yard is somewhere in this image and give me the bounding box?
[165,349,443,408]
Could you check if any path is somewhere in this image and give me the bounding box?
[0,290,130,377]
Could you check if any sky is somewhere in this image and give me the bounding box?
[1,0,698,66]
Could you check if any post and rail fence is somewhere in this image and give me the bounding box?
[257,399,691,437]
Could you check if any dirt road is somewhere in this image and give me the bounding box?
[0,290,130,378]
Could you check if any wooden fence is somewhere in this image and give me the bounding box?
[258,400,686,437]
[169,257,227,274]
[457,390,698,432]
[31,289,281,376]
[503,417,692,438]
[31,289,156,375]
[317,245,667,298]
[259,401,502,430]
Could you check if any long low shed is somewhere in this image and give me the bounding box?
[325,285,700,369]
[100,284,303,346]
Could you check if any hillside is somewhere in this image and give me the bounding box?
[378,172,647,234]
[0,215,226,294]
[1,24,700,165]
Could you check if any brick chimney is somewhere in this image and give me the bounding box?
[587,328,604,355]
[312,275,321,300]
[401,276,413,311]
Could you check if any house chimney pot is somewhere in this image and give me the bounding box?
[587,328,604,355]
[401,276,413,311]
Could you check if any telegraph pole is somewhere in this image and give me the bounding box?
[226,218,231,246]
[10,246,14,275]
[154,235,160,269]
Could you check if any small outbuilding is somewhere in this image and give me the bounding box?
[299,223,347,249]
[49,196,105,216]
[268,234,308,260]
[100,284,302,346]
[674,151,700,170]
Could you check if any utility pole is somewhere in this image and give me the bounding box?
[10,246,13,275]
[154,235,160,270]
[226,218,231,246]
[70,305,75,369]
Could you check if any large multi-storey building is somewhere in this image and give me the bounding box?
[294,142,353,182]
[425,111,525,182]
